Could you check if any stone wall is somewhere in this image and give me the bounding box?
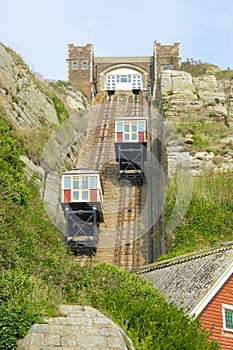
[18,305,135,350]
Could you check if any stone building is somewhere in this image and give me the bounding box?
[67,41,180,99]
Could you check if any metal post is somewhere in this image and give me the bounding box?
[118,145,121,180]
[148,96,155,263]
[95,64,98,94]
[140,144,144,181]
[149,64,153,97]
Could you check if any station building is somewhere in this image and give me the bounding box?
[67,41,180,99]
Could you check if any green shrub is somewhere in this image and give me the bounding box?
[180,58,208,77]
[51,93,69,123]
[0,269,57,350]
[64,263,219,349]
[0,116,29,205]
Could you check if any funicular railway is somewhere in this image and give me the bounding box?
[61,91,154,270]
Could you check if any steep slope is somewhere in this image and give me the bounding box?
[0,44,224,349]
[0,44,58,127]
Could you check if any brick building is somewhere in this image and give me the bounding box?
[67,41,180,99]
[135,241,233,349]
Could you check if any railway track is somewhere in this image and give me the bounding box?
[75,92,149,270]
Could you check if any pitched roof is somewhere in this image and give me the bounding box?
[134,241,233,316]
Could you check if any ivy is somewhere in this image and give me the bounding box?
[0,116,28,205]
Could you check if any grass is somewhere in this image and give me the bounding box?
[162,172,233,260]
[172,115,232,155]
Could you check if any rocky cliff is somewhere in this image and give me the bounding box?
[0,43,89,233]
[0,44,58,127]
[0,42,88,169]
[161,69,233,175]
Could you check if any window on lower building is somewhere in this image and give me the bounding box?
[225,310,233,329]
[222,304,233,331]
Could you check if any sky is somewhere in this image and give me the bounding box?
[1,0,233,80]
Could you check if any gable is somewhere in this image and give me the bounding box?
[199,274,233,349]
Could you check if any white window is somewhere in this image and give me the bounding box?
[72,61,78,70]
[123,121,137,142]
[90,176,98,189]
[106,76,115,89]
[71,175,90,201]
[222,304,233,332]
[132,75,142,89]
[116,122,123,132]
[64,176,71,189]
[82,61,88,70]
[138,121,145,132]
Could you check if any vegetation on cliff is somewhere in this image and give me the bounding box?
[163,172,233,259]
[0,113,219,349]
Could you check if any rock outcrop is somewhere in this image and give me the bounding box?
[161,69,232,123]
[0,44,58,127]
[161,69,233,175]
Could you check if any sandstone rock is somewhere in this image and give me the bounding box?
[220,136,233,145]
[194,152,209,160]
[193,75,218,90]
[184,137,194,145]
[161,70,195,94]
[0,44,58,127]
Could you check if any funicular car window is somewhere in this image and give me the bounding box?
[132,122,137,132]
[73,177,79,189]
[90,176,98,189]
[138,121,144,132]
[124,123,129,132]
[64,176,71,190]
[82,177,88,189]
[73,191,79,200]
[117,122,123,132]
[82,191,88,200]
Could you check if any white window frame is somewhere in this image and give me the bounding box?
[72,61,78,70]
[71,175,89,202]
[82,61,88,70]
[222,304,233,332]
